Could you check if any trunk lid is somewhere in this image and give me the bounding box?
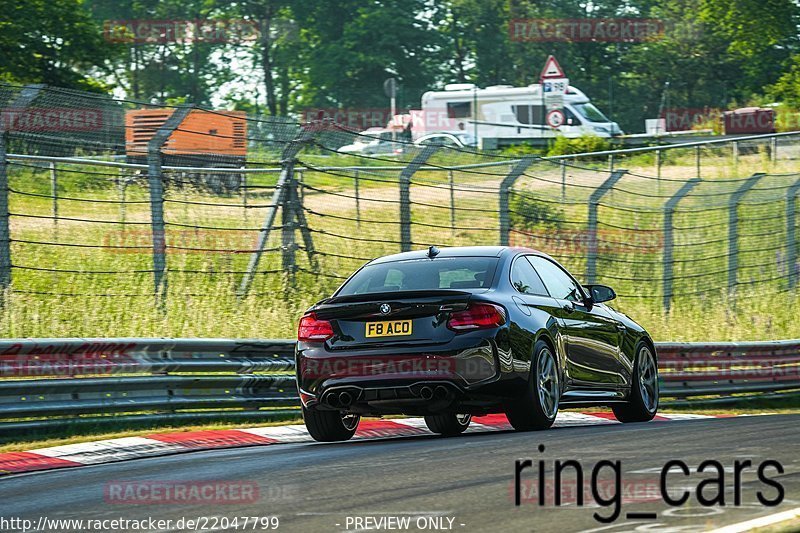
[313,290,482,349]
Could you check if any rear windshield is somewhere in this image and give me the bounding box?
[337,257,499,295]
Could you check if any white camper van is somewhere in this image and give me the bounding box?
[416,83,622,148]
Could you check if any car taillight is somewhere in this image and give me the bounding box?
[447,303,506,331]
[298,313,334,342]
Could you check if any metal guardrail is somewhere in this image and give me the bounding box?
[0,338,797,434]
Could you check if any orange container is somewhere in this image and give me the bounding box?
[125,108,247,158]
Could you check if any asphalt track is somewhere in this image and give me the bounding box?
[1,414,798,533]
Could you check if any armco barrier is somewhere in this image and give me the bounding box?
[0,338,797,435]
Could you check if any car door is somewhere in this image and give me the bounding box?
[507,255,562,372]
[527,255,625,387]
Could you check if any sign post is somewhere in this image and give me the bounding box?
[539,55,568,131]
[383,78,397,142]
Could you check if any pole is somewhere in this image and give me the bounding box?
[281,164,298,279]
[399,145,439,252]
[663,178,700,311]
[0,132,10,297]
[391,94,396,143]
[146,106,192,301]
[695,145,701,178]
[354,170,361,227]
[50,162,58,222]
[237,132,312,298]
[499,156,537,246]
[728,173,766,293]
[587,170,627,284]
[786,176,800,289]
[449,169,455,235]
[0,84,45,299]
[473,87,478,150]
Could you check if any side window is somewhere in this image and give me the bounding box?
[564,107,582,125]
[447,102,472,118]
[512,105,545,125]
[528,256,582,302]
[510,256,548,296]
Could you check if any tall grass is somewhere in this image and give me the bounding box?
[1,147,798,342]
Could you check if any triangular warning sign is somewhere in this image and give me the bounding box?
[540,55,565,79]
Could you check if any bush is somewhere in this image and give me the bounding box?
[546,135,611,156]
[509,193,564,232]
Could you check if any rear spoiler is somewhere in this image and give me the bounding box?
[322,289,480,305]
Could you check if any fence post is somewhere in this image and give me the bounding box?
[50,161,58,225]
[608,153,614,172]
[771,136,778,165]
[0,131,10,297]
[0,84,44,299]
[695,145,701,178]
[237,133,311,298]
[399,145,438,252]
[663,178,701,311]
[449,169,455,235]
[728,173,766,292]
[146,106,192,300]
[787,176,800,289]
[118,175,127,228]
[354,170,361,227]
[586,169,627,284]
[732,141,739,168]
[281,166,302,277]
[499,156,537,246]
[242,166,248,216]
[560,160,567,202]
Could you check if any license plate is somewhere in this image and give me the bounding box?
[365,320,413,338]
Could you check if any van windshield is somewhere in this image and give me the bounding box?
[337,257,499,295]
[573,103,609,123]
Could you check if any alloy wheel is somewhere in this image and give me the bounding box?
[537,347,559,419]
[637,346,659,413]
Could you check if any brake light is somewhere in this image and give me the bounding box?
[298,313,334,342]
[447,303,506,331]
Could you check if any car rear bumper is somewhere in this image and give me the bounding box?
[296,332,515,412]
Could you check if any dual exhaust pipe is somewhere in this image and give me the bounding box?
[326,390,355,408]
[324,384,452,408]
[419,385,450,401]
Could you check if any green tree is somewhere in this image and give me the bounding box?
[290,0,447,110]
[0,0,110,90]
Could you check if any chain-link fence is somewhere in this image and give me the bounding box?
[1,83,799,336]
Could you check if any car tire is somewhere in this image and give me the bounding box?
[504,339,559,431]
[424,413,472,436]
[612,341,659,423]
[302,405,360,442]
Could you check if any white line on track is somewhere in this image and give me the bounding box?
[707,506,800,533]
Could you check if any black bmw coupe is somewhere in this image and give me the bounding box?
[296,246,659,442]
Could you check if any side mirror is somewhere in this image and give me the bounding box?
[585,284,616,303]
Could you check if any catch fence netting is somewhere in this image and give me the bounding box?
[0,82,798,335]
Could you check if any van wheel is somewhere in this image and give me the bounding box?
[302,405,360,442]
[505,339,559,431]
[424,414,472,436]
